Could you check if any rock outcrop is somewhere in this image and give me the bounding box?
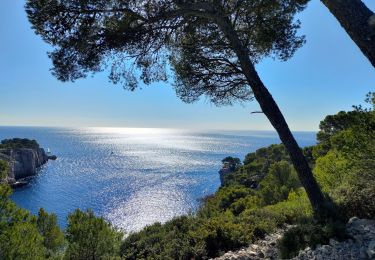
[295,217,375,260]
[219,167,233,186]
[0,147,55,183]
[214,226,289,260]
[214,218,375,260]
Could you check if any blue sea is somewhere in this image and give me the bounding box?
[0,127,316,232]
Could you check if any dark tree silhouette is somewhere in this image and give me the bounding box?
[222,156,241,171]
[26,0,331,217]
[320,0,375,68]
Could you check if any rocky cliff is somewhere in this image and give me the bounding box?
[0,147,54,183]
[219,167,233,186]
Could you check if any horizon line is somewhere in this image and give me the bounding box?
[0,124,317,133]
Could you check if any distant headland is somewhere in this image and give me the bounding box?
[0,138,56,187]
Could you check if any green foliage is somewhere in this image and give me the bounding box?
[121,216,202,260]
[0,160,8,180]
[313,97,374,159]
[0,138,40,149]
[228,195,261,216]
[224,144,290,186]
[262,189,312,224]
[0,185,123,259]
[258,161,300,205]
[217,186,252,211]
[316,110,366,144]
[278,94,375,257]
[0,185,46,260]
[302,145,315,167]
[332,179,375,219]
[0,222,45,260]
[120,160,310,259]
[0,94,372,259]
[26,0,307,105]
[314,150,350,193]
[243,144,290,170]
[190,214,250,257]
[64,209,122,260]
[198,185,259,218]
[120,95,374,258]
[221,156,242,171]
[37,208,65,256]
[313,98,375,219]
[235,189,311,243]
[278,219,346,259]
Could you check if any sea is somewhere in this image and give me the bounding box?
[0,126,316,232]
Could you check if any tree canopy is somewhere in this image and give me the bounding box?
[0,138,39,149]
[26,0,307,105]
[26,0,330,217]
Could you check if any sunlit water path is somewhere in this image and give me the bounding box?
[0,127,316,232]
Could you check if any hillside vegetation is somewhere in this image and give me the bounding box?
[0,138,40,150]
[0,93,374,259]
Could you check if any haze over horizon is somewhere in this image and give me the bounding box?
[1,0,374,131]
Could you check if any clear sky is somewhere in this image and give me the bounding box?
[0,1,374,131]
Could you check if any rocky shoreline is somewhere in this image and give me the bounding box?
[214,218,375,260]
[0,139,56,185]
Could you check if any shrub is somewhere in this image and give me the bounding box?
[0,138,40,149]
[197,185,253,218]
[190,214,250,258]
[0,222,45,260]
[278,219,347,259]
[0,160,8,180]
[263,189,312,224]
[121,216,202,260]
[65,209,123,260]
[37,208,65,256]
[258,161,300,205]
[225,144,290,187]
[333,178,375,219]
[0,185,46,259]
[314,150,350,193]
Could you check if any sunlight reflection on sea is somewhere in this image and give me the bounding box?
[0,127,316,232]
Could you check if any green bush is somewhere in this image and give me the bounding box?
[0,185,46,259]
[333,178,375,219]
[197,185,254,218]
[37,208,65,256]
[263,189,312,224]
[0,138,40,149]
[65,209,123,260]
[314,150,350,193]
[278,219,347,259]
[0,160,8,180]
[314,111,375,219]
[1,95,373,259]
[279,96,375,258]
[258,161,300,205]
[0,221,46,260]
[190,214,250,258]
[224,144,290,187]
[121,216,202,260]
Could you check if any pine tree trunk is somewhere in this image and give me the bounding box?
[243,67,328,215]
[216,17,330,216]
[321,0,375,68]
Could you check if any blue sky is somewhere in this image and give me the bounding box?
[0,1,374,130]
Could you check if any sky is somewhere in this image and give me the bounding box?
[0,1,374,131]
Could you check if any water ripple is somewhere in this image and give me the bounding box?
[0,127,316,232]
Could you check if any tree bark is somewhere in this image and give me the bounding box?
[216,17,330,216]
[321,0,375,68]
